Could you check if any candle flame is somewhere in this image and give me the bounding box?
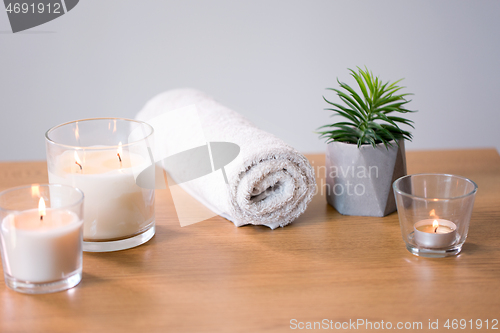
[31,184,40,197]
[74,151,83,171]
[74,151,81,164]
[117,142,122,163]
[433,219,439,233]
[113,120,117,133]
[39,197,46,221]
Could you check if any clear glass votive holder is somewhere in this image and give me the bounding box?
[393,173,478,258]
[0,184,84,294]
[45,118,155,252]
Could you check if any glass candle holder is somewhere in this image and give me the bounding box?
[393,174,478,257]
[0,184,84,294]
[45,118,155,252]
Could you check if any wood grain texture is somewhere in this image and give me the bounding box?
[0,149,499,333]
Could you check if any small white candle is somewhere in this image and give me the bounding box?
[48,149,154,241]
[0,199,82,283]
[414,219,457,248]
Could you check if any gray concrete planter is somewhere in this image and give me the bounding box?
[325,140,406,217]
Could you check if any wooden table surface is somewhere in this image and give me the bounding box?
[0,149,499,333]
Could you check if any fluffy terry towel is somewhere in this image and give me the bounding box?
[136,89,316,229]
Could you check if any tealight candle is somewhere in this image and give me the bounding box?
[394,174,477,257]
[414,219,457,249]
[0,184,84,294]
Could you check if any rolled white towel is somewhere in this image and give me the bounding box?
[136,89,316,229]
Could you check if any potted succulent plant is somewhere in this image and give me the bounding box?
[317,67,416,217]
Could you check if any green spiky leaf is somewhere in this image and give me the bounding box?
[317,67,417,148]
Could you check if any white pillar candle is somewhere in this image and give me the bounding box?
[414,219,457,248]
[0,207,82,283]
[48,149,154,241]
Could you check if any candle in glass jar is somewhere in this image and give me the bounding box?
[414,219,457,249]
[48,148,154,241]
[0,199,82,283]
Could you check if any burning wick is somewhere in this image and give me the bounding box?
[433,220,439,233]
[117,142,123,166]
[39,197,46,222]
[74,151,83,172]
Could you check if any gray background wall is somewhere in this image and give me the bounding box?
[1,0,499,161]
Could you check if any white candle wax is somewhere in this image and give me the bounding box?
[48,150,154,241]
[0,209,82,283]
[414,219,457,248]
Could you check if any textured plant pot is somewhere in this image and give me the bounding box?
[325,140,406,217]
